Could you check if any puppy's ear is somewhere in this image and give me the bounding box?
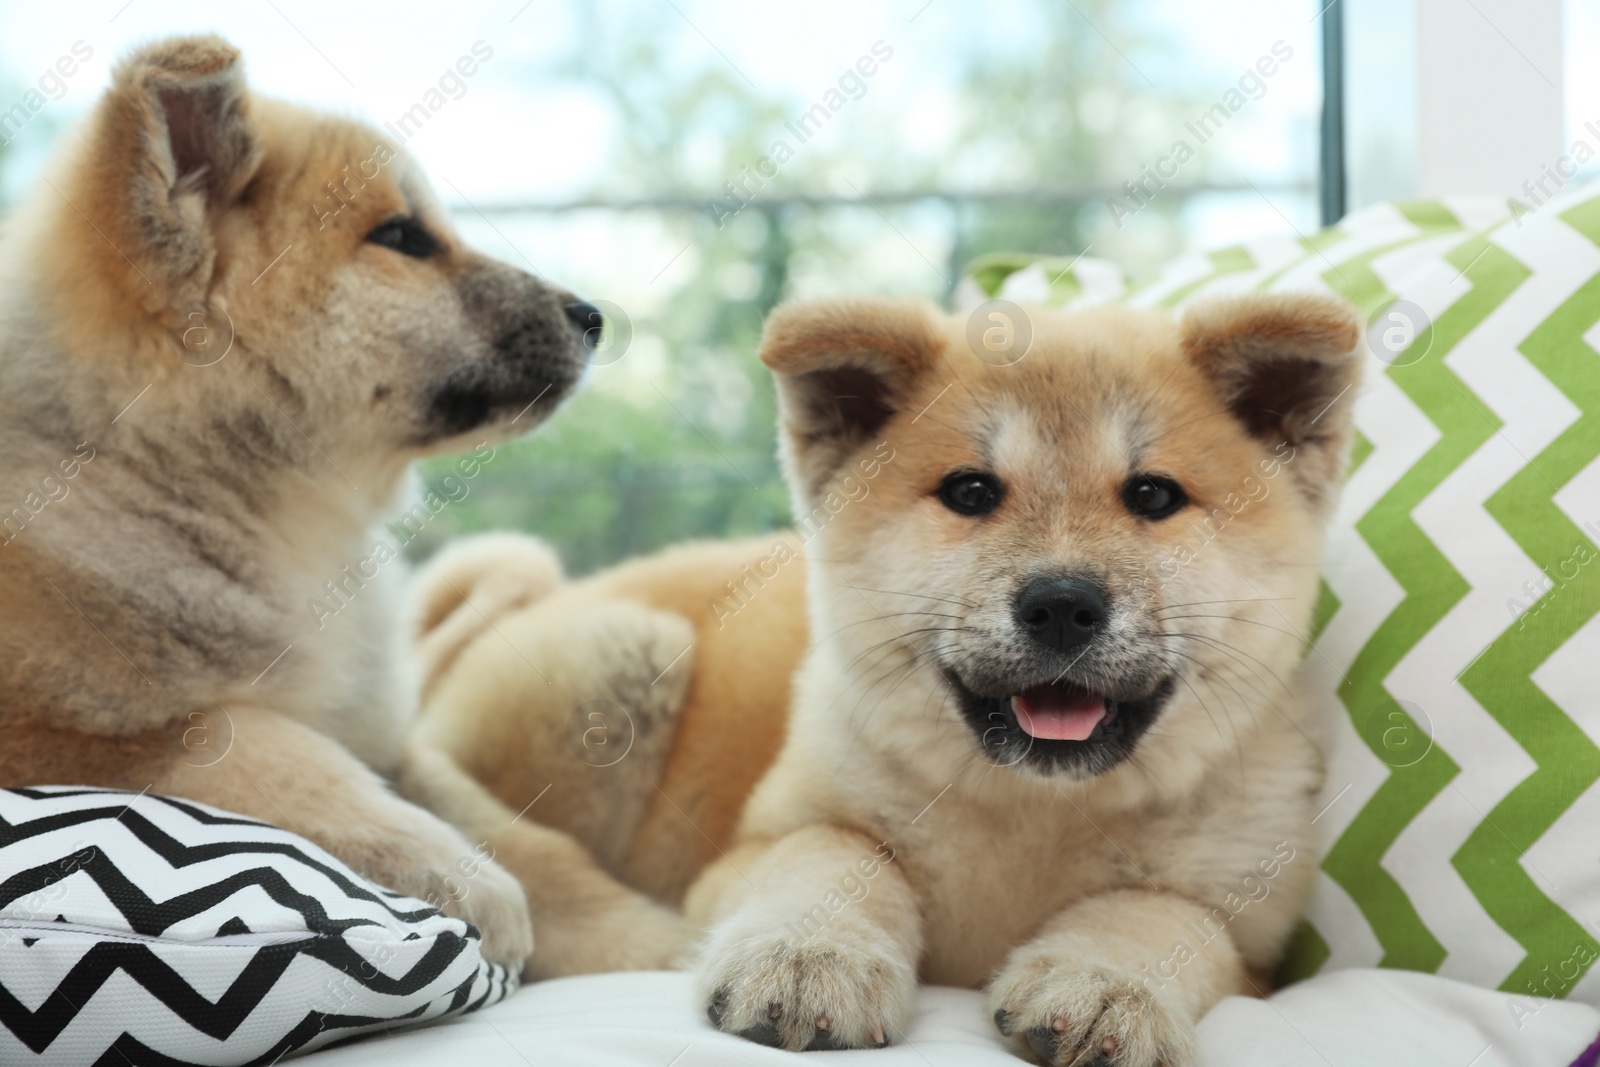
[1182,292,1363,502]
[73,35,261,310]
[760,298,945,497]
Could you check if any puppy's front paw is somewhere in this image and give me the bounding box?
[435,857,535,969]
[989,961,1195,1067]
[357,829,534,969]
[699,926,915,1051]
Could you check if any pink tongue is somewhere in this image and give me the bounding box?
[1012,684,1107,741]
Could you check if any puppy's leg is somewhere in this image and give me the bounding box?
[416,596,695,876]
[696,825,921,1052]
[987,888,1243,1067]
[411,533,565,694]
[397,741,689,977]
[1,711,535,968]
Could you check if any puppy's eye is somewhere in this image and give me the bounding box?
[1123,475,1187,520]
[366,217,438,259]
[938,471,1004,516]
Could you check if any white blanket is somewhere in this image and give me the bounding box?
[307,969,1600,1066]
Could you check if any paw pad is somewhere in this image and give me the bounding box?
[705,988,729,1028]
[736,1021,784,1048]
[1025,1025,1061,1063]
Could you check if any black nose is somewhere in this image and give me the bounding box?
[564,300,604,345]
[1016,577,1107,654]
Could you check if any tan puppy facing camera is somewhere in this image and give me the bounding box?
[690,294,1360,1063]
[412,288,1361,1060]
[0,35,685,974]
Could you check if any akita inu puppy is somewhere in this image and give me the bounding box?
[0,35,684,974]
[413,290,1360,1060]
[690,294,1359,1063]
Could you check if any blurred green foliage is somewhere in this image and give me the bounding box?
[0,4,1246,578]
[415,0,1225,575]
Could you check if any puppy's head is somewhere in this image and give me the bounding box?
[28,36,588,470]
[763,293,1360,785]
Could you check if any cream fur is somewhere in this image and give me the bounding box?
[406,534,807,972]
[0,35,633,971]
[411,290,1360,1061]
[684,293,1360,1064]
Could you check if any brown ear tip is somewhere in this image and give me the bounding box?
[1272,294,1362,359]
[760,297,837,336]
[758,297,942,371]
[116,34,242,87]
[1293,290,1359,317]
[757,299,825,370]
[1306,296,1363,357]
[1184,291,1363,361]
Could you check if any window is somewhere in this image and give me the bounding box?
[0,0,1324,572]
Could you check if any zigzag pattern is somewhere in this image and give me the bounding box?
[0,787,515,1065]
[1318,214,1497,973]
[0,935,468,1051]
[1,812,428,937]
[1455,195,1600,993]
[0,791,439,929]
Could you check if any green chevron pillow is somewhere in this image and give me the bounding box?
[963,183,1600,1010]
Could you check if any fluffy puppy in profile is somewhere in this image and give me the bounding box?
[0,35,684,972]
[689,293,1361,1064]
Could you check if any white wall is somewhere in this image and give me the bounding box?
[1416,0,1564,199]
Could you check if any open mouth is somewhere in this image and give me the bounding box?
[946,671,1174,778]
[1012,681,1110,742]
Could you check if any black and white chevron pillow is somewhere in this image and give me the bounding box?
[0,786,517,1065]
